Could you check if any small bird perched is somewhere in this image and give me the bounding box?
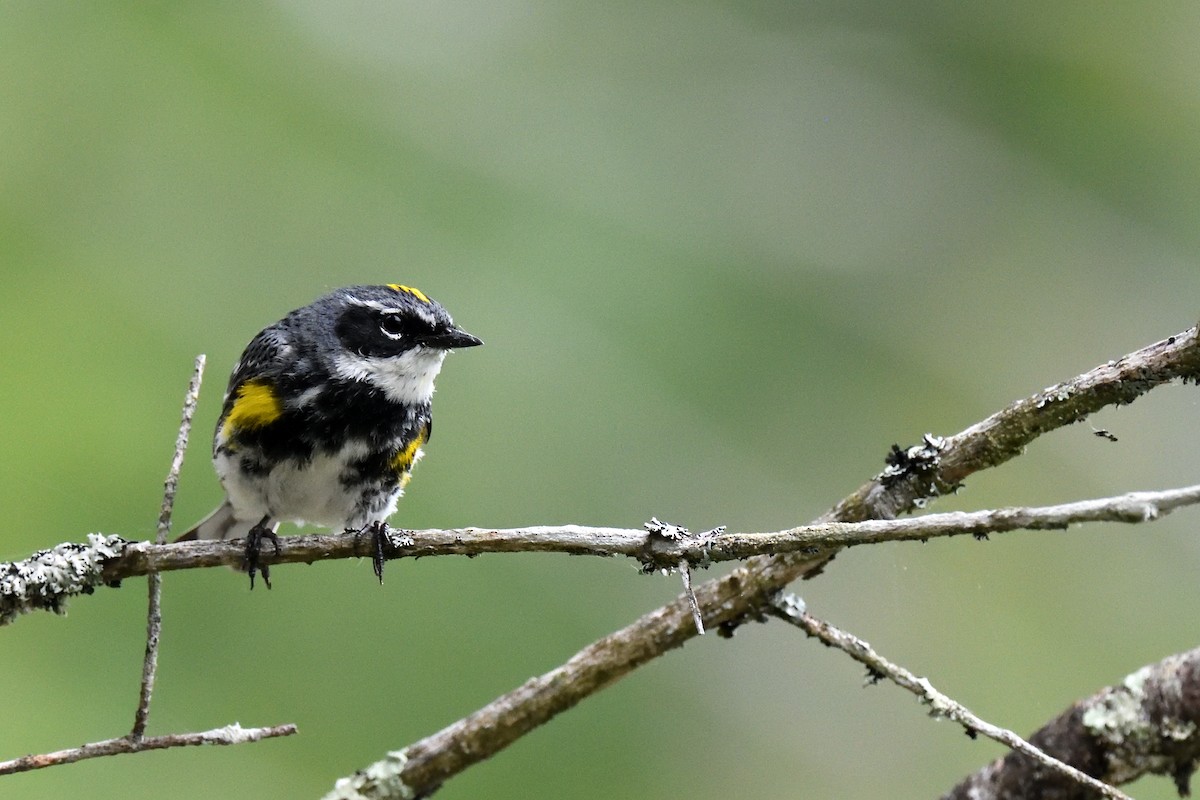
[177,284,482,588]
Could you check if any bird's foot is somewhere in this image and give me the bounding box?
[244,519,281,590]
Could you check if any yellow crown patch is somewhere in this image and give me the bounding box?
[387,284,430,304]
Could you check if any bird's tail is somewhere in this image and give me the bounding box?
[175,501,259,542]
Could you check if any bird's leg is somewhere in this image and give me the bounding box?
[371,521,388,584]
[353,521,413,585]
[244,516,281,590]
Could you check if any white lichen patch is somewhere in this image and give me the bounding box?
[1036,384,1075,407]
[0,534,128,625]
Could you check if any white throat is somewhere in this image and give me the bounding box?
[332,348,447,405]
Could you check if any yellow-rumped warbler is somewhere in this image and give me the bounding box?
[178,284,482,588]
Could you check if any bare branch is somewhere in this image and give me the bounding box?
[1,483,1196,628]
[767,595,1133,800]
[328,324,1200,798]
[943,647,1200,799]
[132,354,205,738]
[9,484,1200,609]
[0,724,298,776]
[3,328,1198,795]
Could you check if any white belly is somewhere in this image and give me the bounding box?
[215,444,404,531]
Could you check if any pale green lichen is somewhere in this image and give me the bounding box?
[1080,663,1197,785]
[1082,666,1151,744]
[322,750,413,800]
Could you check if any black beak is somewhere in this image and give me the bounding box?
[420,327,484,350]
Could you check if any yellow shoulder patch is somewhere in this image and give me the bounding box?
[387,284,430,304]
[221,379,283,438]
[390,427,429,487]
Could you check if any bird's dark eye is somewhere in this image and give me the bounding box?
[379,314,409,338]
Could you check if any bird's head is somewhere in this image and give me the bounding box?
[318,284,482,405]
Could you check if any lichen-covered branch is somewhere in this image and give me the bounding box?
[0,534,128,625]
[768,595,1133,800]
[942,647,1200,799]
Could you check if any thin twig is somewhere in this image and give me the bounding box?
[678,561,703,635]
[767,594,1133,800]
[155,355,206,546]
[328,325,1200,798]
[0,724,297,776]
[1,358,300,779]
[132,355,204,739]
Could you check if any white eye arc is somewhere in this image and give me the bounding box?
[379,314,407,339]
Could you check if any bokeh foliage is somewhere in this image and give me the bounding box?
[2,3,1199,798]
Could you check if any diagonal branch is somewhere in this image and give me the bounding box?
[767,595,1133,800]
[825,325,1200,529]
[326,324,1200,798]
[942,647,1200,799]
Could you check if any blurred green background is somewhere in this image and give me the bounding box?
[2,3,1199,798]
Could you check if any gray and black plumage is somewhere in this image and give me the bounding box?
[177,284,482,587]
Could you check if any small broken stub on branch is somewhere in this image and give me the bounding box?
[639,517,724,574]
[640,518,726,636]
